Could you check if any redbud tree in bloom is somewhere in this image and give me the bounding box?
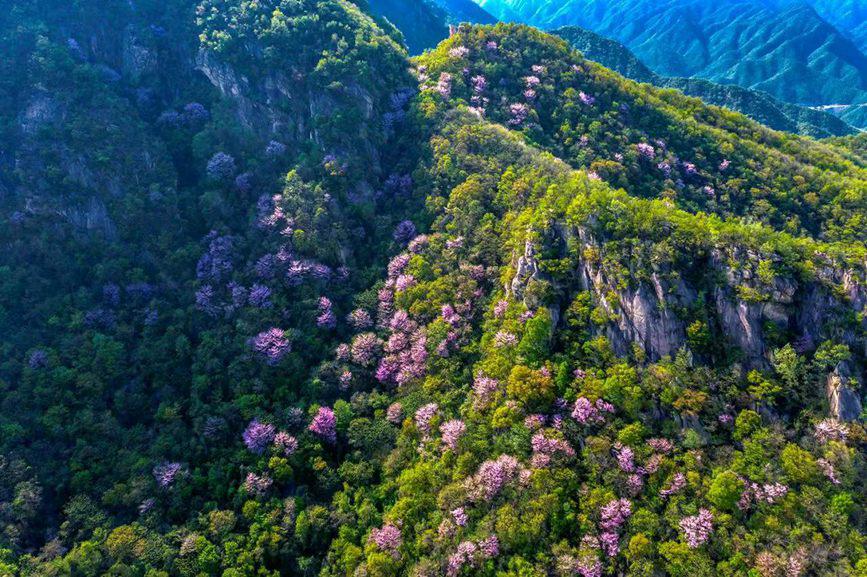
[309,406,337,444]
[680,508,714,548]
[242,419,276,454]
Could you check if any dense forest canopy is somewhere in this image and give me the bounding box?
[0,1,864,577]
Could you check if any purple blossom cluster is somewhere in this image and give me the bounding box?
[317,296,336,329]
[738,481,788,509]
[472,375,501,410]
[408,234,429,253]
[250,328,291,365]
[597,498,632,557]
[817,458,841,484]
[206,151,236,181]
[637,142,656,159]
[814,419,848,444]
[575,557,602,577]
[153,462,183,488]
[646,438,674,454]
[571,397,615,425]
[309,406,337,444]
[339,370,352,389]
[660,472,687,497]
[386,402,404,424]
[435,73,453,98]
[507,103,529,126]
[451,506,468,526]
[679,509,713,548]
[493,331,518,348]
[243,472,272,496]
[369,524,402,555]
[347,308,373,330]
[265,140,287,159]
[414,403,439,437]
[196,234,234,282]
[615,445,636,472]
[375,311,427,387]
[248,284,272,308]
[467,454,521,501]
[531,433,576,467]
[448,46,470,59]
[447,541,478,577]
[447,535,499,577]
[393,220,417,244]
[273,432,298,456]
[350,333,381,366]
[600,531,620,557]
[599,498,632,532]
[579,91,595,105]
[242,419,276,454]
[384,173,413,196]
[440,419,466,450]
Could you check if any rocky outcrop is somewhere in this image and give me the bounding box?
[509,226,867,379]
[196,49,382,173]
[827,362,863,421]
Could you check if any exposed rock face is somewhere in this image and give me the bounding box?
[196,49,382,174]
[827,362,863,421]
[509,225,867,377]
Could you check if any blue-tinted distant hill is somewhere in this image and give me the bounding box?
[555,25,860,136]
[474,0,867,107]
[367,0,495,53]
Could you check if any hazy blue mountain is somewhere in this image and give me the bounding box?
[432,0,498,24]
[473,0,867,107]
[798,0,867,53]
[555,25,860,136]
[367,0,495,53]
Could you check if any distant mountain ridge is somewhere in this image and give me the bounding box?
[473,0,867,108]
[367,0,495,53]
[555,26,859,137]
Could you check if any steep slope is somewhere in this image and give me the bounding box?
[472,0,867,109]
[796,0,867,54]
[433,0,498,25]
[0,6,865,577]
[420,24,867,242]
[555,25,859,138]
[0,0,424,571]
[366,0,450,54]
[316,25,866,577]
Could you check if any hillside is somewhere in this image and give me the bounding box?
[0,4,864,577]
[473,0,867,109]
[554,25,859,138]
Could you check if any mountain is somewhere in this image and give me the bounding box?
[433,0,498,25]
[0,2,865,576]
[367,0,495,53]
[555,26,859,137]
[797,0,867,54]
[472,0,867,108]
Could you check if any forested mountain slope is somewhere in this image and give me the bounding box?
[0,3,864,577]
[472,0,867,109]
